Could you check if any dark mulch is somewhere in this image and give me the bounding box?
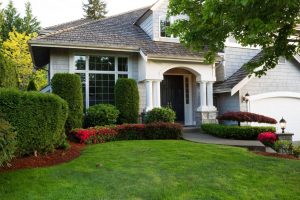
[0,142,85,173]
[255,152,300,160]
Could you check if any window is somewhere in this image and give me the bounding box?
[185,77,190,104]
[73,55,129,109]
[160,17,171,38]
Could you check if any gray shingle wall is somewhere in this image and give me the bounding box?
[215,93,240,115]
[140,14,153,39]
[50,48,70,78]
[224,47,260,79]
[216,63,225,81]
[152,0,169,41]
[240,59,300,111]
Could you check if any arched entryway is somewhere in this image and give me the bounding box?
[161,68,197,125]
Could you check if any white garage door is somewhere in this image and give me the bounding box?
[250,96,300,141]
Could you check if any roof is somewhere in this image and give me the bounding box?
[30,7,204,60]
[42,18,94,32]
[214,52,263,93]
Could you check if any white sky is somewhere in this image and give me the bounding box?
[1,0,157,27]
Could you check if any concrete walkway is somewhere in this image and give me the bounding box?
[183,128,267,152]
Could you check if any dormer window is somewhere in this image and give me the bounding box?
[160,17,172,38]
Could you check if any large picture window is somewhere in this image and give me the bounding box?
[73,55,129,109]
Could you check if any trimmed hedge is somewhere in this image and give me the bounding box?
[201,124,276,140]
[71,122,182,143]
[0,89,68,156]
[145,107,176,124]
[85,104,119,127]
[51,73,83,131]
[115,78,139,124]
[0,115,16,166]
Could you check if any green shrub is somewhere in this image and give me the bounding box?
[115,78,139,124]
[145,107,176,124]
[201,124,276,140]
[0,53,18,88]
[145,122,182,139]
[51,73,83,131]
[27,80,37,91]
[274,140,293,154]
[86,104,119,127]
[0,89,68,156]
[0,115,16,167]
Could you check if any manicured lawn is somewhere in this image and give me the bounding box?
[0,141,300,200]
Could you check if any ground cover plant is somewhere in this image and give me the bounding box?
[0,141,299,200]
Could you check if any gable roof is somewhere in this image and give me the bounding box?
[214,52,263,93]
[30,6,204,62]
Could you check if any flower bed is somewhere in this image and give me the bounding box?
[258,132,278,147]
[71,123,183,144]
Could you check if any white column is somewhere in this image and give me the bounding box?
[153,80,161,108]
[197,81,207,111]
[145,80,153,111]
[207,82,217,111]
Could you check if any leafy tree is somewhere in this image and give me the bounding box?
[168,0,300,76]
[2,30,47,90]
[1,0,22,41]
[0,2,4,45]
[83,0,107,20]
[22,1,40,34]
[0,52,18,88]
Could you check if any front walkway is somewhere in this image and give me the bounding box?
[183,128,267,152]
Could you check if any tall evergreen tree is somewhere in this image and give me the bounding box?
[22,1,40,34]
[83,0,107,20]
[1,0,22,41]
[0,2,4,45]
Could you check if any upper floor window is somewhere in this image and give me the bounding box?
[160,17,172,38]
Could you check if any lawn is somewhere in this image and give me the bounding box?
[0,140,299,200]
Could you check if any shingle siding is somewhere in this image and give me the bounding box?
[224,47,260,79]
[140,14,153,39]
[50,48,70,78]
[215,93,240,115]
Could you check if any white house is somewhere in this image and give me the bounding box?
[29,0,300,140]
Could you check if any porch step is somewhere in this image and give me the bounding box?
[183,127,199,134]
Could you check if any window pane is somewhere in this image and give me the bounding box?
[76,73,86,110]
[89,74,115,106]
[160,18,171,38]
[118,74,128,79]
[118,57,128,72]
[74,56,86,70]
[89,56,115,71]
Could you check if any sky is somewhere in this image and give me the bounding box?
[1,0,157,28]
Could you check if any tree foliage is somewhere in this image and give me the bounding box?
[168,0,300,76]
[2,30,47,90]
[22,1,40,34]
[83,0,107,20]
[0,52,18,88]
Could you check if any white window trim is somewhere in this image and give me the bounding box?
[159,15,177,39]
[70,53,131,109]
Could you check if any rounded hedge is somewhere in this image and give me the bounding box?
[0,89,68,156]
[51,73,83,131]
[115,78,139,124]
[0,115,16,167]
[145,107,176,124]
[86,104,120,127]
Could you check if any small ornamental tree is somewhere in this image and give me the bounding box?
[115,78,139,124]
[51,73,83,131]
[27,79,37,91]
[217,112,277,126]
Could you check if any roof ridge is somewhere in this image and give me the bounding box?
[35,6,151,40]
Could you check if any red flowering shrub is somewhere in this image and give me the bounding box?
[258,132,278,147]
[71,128,117,144]
[217,112,277,125]
[71,123,182,144]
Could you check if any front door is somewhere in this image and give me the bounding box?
[161,75,185,123]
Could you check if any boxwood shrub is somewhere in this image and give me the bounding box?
[0,115,16,166]
[145,107,176,124]
[85,104,119,127]
[51,73,83,131]
[145,122,182,139]
[115,78,139,124]
[201,124,276,140]
[0,89,68,156]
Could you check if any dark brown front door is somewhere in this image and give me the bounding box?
[161,75,185,123]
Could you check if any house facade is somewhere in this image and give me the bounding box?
[29,0,300,140]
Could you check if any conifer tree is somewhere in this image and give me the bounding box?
[83,0,107,20]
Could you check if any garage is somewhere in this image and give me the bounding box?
[249,92,300,141]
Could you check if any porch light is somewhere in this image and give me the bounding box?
[242,92,250,103]
[279,117,287,133]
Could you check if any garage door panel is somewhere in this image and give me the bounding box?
[250,97,300,141]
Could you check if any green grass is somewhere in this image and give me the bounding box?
[1,140,300,200]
